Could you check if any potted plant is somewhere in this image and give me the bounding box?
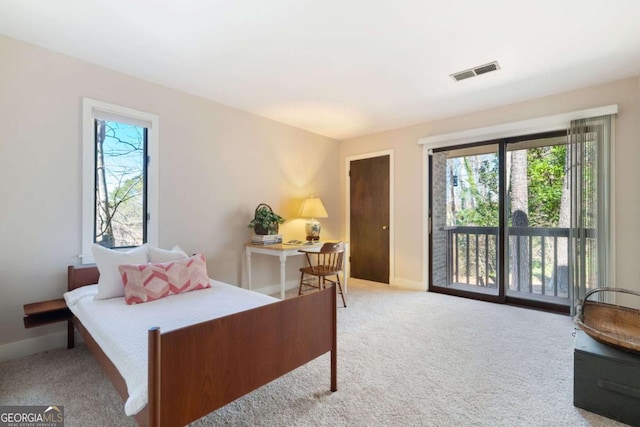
[248,203,286,235]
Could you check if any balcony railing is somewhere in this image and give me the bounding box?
[444,226,574,300]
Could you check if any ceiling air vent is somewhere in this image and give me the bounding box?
[450,61,500,82]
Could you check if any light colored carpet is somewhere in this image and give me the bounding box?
[0,280,628,426]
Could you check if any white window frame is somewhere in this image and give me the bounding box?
[81,98,159,264]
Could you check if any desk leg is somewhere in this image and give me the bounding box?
[279,253,287,299]
[246,249,252,291]
[343,261,348,295]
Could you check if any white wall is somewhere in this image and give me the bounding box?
[3,33,639,360]
[0,36,340,359]
[340,77,640,294]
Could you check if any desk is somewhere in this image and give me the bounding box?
[245,242,348,299]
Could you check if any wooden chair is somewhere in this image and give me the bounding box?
[299,241,347,307]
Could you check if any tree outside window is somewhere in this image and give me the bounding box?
[94,119,147,248]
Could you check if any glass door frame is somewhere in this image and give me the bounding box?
[428,130,570,314]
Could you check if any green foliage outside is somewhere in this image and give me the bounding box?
[527,145,565,226]
[449,145,568,289]
[452,145,566,228]
[455,155,499,227]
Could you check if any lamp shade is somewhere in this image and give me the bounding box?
[298,197,328,219]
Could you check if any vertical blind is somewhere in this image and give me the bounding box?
[569,115,612,313]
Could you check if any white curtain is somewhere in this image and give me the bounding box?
[569,115,612,314]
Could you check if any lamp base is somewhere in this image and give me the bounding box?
[304,220,321,242]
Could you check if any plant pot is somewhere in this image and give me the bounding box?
[249,203,284,235]
[254,224,279,235]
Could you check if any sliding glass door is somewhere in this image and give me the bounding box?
[429,131,576,312]
[430,119,612,314]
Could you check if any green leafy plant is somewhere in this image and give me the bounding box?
[247,204,285,235]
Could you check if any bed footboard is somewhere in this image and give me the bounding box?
[67,264,337,427]
[148,284,337,427]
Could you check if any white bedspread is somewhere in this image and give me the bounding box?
[64,281,277,416]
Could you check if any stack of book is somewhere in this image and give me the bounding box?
[251,234,283,245]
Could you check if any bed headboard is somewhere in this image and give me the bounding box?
[67,265,100,291]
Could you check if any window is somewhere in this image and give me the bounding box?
[82,98,158,264]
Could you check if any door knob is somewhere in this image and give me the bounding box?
[382,225,388,230]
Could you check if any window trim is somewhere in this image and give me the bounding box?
[417,105,618,148]
[81,98,159,264]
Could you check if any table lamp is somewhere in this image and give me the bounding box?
[299,196,328,241]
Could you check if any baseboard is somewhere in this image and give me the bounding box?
[252,277,425,293]
[0,331,84,362]
[391,278,426,291]
[250,280,299,297]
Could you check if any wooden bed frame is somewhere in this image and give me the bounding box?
[67,265,337,427]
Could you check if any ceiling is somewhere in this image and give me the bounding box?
[2,1,640,140]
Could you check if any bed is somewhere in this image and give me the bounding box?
[66,264,337,427]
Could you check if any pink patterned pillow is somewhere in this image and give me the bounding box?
[118,254,211,305]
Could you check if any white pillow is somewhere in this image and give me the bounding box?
[64,284,99,307]
[92,244,148,300]
[148,245,189,263]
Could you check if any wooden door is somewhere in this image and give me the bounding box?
[349,155,390,283]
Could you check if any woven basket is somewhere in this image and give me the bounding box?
[574,287,640,354]
[252,203,280,235]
